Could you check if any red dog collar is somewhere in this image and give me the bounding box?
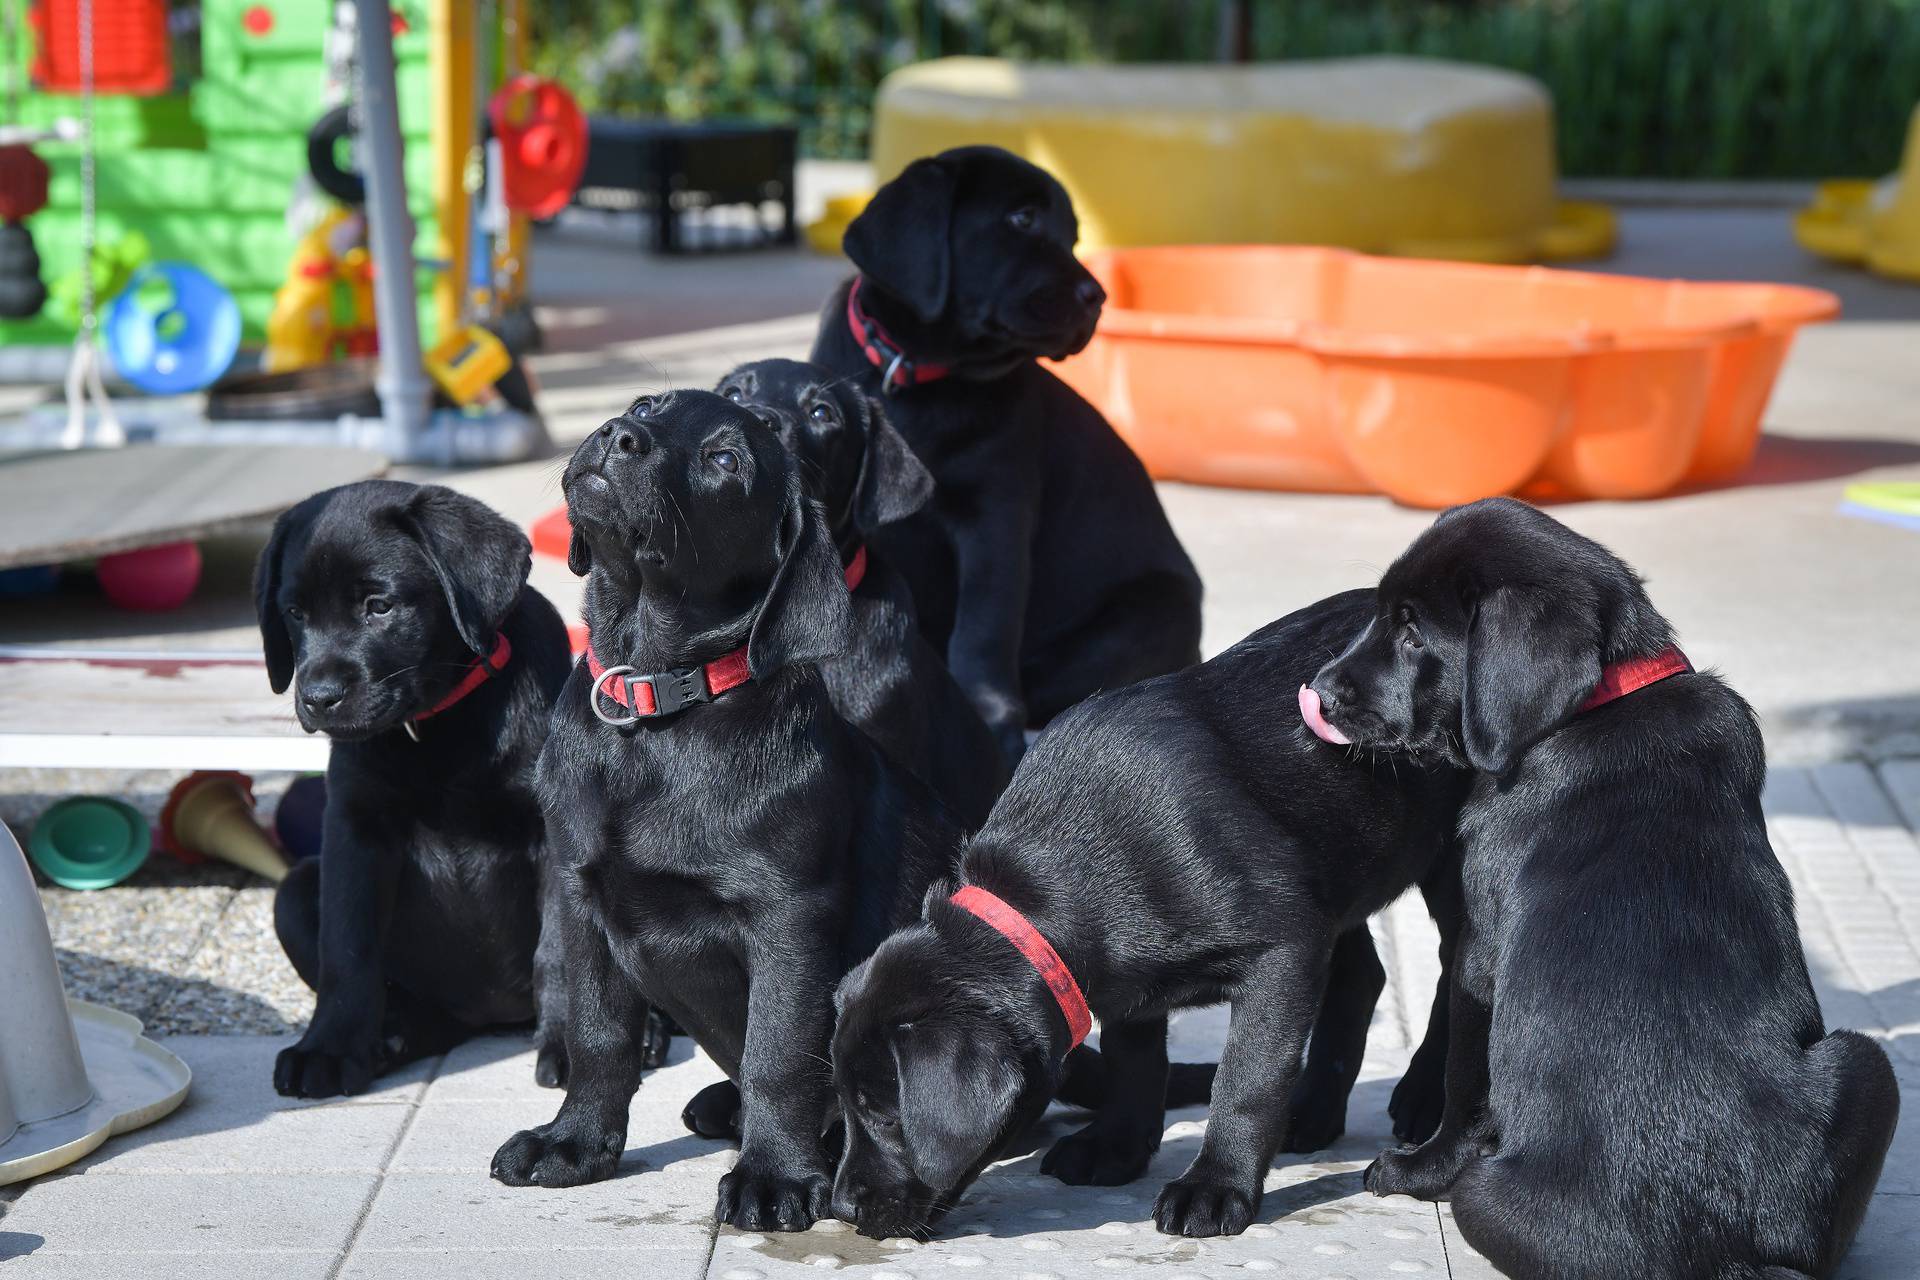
[585,642,751,725]
[847,278,951,394]
[950,885,1092,1049]
[1579,645,1692,713]
[844,544,868,591]
[407,633,511,738]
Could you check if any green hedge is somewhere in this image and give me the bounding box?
[535,0,1920,178]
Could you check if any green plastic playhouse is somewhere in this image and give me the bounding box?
[1,0,442,347]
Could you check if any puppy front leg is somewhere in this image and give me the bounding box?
[1391,852,1465,1144]
[946,498,1036,766]
[1153,945,1326,1237]
[531,856,570,1088]
[717,931,836,1232]
[493,905,649,1187]
[1042,1015,1169,1186]
[274,809,395,1098]
[1366,925,1493,1201]
[1283,925,1387,1153]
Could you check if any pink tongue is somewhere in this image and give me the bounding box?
[1298,684,1351,745]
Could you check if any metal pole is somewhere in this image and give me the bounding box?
[354,0,432,452]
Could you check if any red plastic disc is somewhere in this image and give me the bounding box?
[488,75,588,219]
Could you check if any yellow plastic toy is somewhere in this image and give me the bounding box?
[1794,104,1920,282]
[869,56,1613,262]
[424,324,512,406]
[264,209,376,372]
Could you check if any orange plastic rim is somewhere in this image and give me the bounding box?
[1053,246,1837,505]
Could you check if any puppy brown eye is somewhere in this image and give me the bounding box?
[708,449,739,473]
[808,402,832,423]
[366,597,392,618]
[1008,206,1037,232]
[722,386,744,403]
[285,605,306,623]
[631,397,654,416]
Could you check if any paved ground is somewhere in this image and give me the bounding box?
[2,178,1918,1276]
[2,759,1916,1277]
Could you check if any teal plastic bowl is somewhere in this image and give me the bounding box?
[28,797,152,890]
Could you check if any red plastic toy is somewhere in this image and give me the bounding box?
[488,75,588,220]
[96,542,201,612]
[31,0,171,96]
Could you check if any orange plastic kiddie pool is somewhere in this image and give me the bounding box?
[1050,247,1838,506]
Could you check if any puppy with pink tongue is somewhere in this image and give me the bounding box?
[1298,684,1350,745]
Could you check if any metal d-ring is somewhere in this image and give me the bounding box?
[882,351,907,395]
[590,663,641,727]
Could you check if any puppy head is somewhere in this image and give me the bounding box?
[715,358,932,538]
[254,480,530,739]
[829,908,1063,1239]
[844,145,1105,363]
[1306,497,1673,777]
[563,388,852,675]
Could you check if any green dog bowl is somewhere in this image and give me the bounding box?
[28,797,152,890]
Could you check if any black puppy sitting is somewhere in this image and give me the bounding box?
[490,390,964,1233]
[258,480,573,1097]
[830,590,1468,1240]
[1308,498,1899,1280]
[814,145,1203,765]
[716,358,1007,828]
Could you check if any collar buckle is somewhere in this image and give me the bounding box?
[646,666,712,717]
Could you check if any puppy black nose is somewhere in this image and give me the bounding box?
[300,683,346,715]
[612,424,650,456]
[829,1187,860,1225]
[1075,278,1106,310]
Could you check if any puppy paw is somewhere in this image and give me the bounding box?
[716,1161,832,1232]
[1152,1173,1260,1237]
[681,1081,741,1140]
[1388,1068,1444,1145]
[1041,1122,1158,1186]
[274,1039,378,1098]
[1363,1145,1450,1201]
[491,1124,623,1187]
[533,1041,568,1089]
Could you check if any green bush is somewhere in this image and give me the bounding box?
[534,0,1920,178]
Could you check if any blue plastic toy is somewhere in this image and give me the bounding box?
[103,262,241,395]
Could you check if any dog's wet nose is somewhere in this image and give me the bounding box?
[1075,277,1106,311]
[300,682,347,716]
[613,425,649,456]
[829,1186,861,1227]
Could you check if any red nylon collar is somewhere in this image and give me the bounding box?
[950,885,1092,1049]
[1578,645,1692,714]
[585,642,751,722]
[843,544,867,591]
[412,633,512,725]
[847,278,951,393]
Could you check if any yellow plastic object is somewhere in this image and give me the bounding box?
[425,324,513,405]
[872,56,1613,262]
[265,210,377,373]
[806,192,873,255]
[1794,105,1920,281]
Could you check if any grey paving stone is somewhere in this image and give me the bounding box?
[0,1250,337,1279]
[354,1170,720,1256]
[0,1170,375,1256]
[342,1247,716,1279]
[1839,1195,1920,1280]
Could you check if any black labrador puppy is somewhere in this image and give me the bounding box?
[715,357,1008,828]
[489,390,965,1233]
[829,590,1469,1240]
[1307,498,1899,1280]
[258,479,573,1097]
[814,145,1203,765]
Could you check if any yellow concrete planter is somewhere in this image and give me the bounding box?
[1794,104,1920,282]
[864,56,1613,263]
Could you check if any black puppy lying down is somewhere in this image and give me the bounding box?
[817,145,1203,764]
[1309,498,1898,1280]
[490,390,965,1232]
[830,590,1469,1240]
[716,358,1008,829]
[258,480,572,1097]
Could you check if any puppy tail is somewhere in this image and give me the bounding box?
[1054,1046,1216,1110]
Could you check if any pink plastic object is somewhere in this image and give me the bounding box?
[96,541,202,611]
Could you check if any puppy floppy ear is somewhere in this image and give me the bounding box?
[566,525,592,578]
[843,157,954,322]
[253,505,304,695]
[393,486,532,655]
[1461,584,1602,777]
[893,1016,1023,1194]
[852,395,934,532]
[747,486,854,677]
